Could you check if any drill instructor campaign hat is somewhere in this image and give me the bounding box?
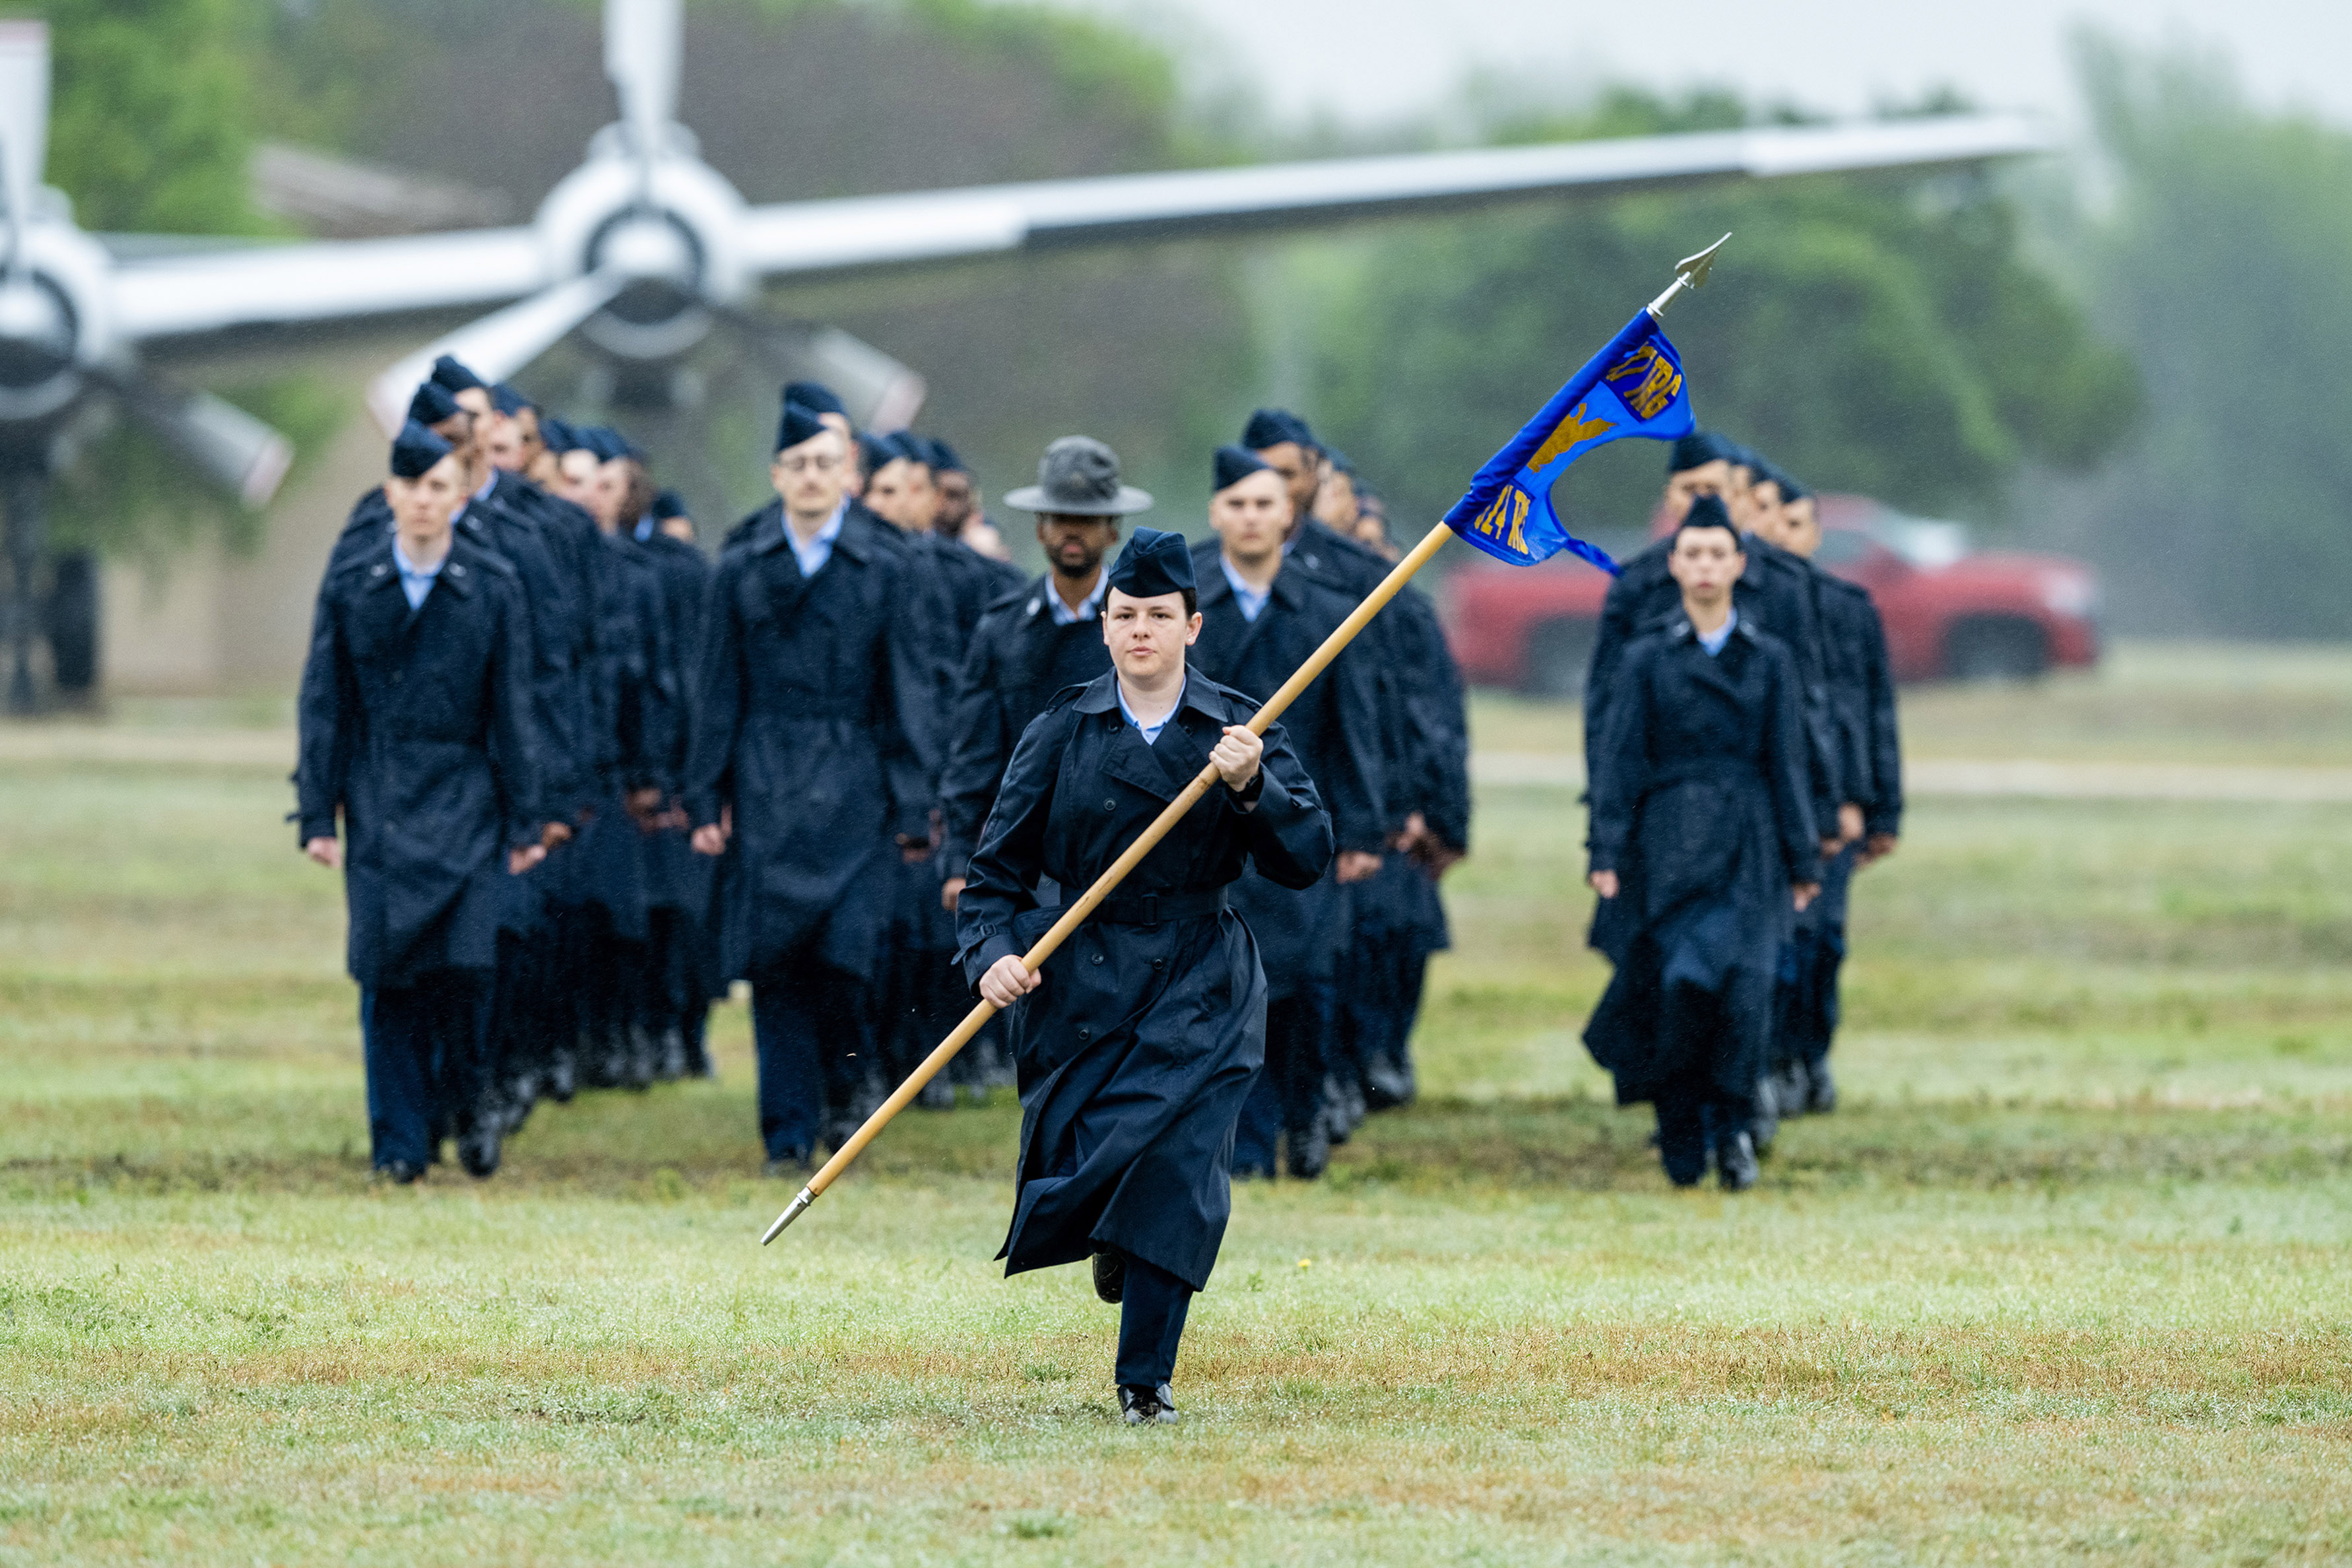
[1004,436,1154,517]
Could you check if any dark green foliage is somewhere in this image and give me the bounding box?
[28,0,265,234]
[2060,33,2352,638]
[1307,89,2140,535]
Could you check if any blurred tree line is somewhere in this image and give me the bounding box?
[22,1,2349,636]
[2019,33,2352,639]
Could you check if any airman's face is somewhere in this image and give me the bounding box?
[1780,496,1821,559]
[865,459,936,530]
[387,455,466,536]
[1210,469,1292,567]
[1103,588,1199,682]
[556,449,603,509]
[1253,440,1320,519]
[1747,479,1786,547]
[484,415,529,474]
[769,428,849,519]
[936,470,975,529]
[1662,459,1733,525]
[1037,514,1119,578]
[1668,524,1745,606]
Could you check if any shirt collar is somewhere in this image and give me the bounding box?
[393,539,447,581]
[1046,570,1107,625]
[1218,556,1273,620]
[1697,605,1739,655]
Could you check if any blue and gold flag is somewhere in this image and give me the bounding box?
[1443,311,1694,573]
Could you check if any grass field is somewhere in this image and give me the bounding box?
[4,645,2351,1565]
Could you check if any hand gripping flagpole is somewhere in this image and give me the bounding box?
[760,238,1728,1245]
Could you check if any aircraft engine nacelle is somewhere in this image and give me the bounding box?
[0,214,117,428]
[532,130,752,364]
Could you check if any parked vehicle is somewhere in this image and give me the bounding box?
[1442,496,2101,694]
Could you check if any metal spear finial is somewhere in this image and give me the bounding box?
[760,1186,814,1245]
[1646,233,1732,319]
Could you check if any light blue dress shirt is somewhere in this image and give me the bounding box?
[1219,556,1272,623]
[1698,606,1739,657]
[393,540,446,611]
[1117,676,1183,745]
[1046,572,1109,625]
[786,502,847,577]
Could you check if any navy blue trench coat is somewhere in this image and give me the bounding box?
[957,672,1332,1291]
[296,533,542,987]
[1582,618,1818,1103]
[1586,533,1843,832]
[684,502,934,983]
[938,575,1116,880]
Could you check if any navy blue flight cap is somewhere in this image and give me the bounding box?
[391,420,455,479]
[1213,444,1272,492]
[653,488,690,521]
[539,417,581,454]
[1242,407,1316,453]
[782,379,847,418]
[1676,494,1740,539]
[1107,526,1196,601]
[925,436,967,474]
[1775,472,1812,503]
[581,426,631,462]
[407,379,462,426]
[429,354,486,393]
[775,401,830,455]
[490,382,532,416]
[1668,430,1740,475]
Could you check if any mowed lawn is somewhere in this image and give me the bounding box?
[4,647,2351,1565]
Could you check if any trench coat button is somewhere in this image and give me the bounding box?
[1152,958,1165,972]
[1102,797,1116,812]
[1091,952,1104,965]
[1077,1027,1092,1041]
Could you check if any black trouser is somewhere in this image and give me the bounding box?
[1115,1253,1195,1388]
[1232,991,1326,1171]
[749,956,872,1160]
[1651,970,1759,1183]
[1654,1081,1759,1185]
[365,968,494,1169]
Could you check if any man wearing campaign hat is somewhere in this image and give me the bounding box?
[958,525,1334,1427]
[295,422,548,1183]
[933,437,1150,1099]
[1189,445,1386,1179]
[686,398,940,1169]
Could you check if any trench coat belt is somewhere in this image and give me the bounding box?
[1641,756,1763,796]
[1091,887,1229,928]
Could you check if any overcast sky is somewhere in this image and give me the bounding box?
[1032,0,2352,135]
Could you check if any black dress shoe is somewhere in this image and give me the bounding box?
[374,1160,426,1185]
[458,1123,502,1180]
[1118,1383,1179,1426]
[547,1050,578,1103]
[657,1026,688,1081]
[1806,1061,1838,1114]
[1285,1119,1330,1180]
[1716,1130,1759,1192]
[1092,1249,1126,1304]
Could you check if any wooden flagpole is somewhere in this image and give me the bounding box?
[760,518,1456,1243]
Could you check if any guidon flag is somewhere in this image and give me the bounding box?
[1442,310,1695,574]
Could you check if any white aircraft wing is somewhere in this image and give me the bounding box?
[737,114,2047,277]
[108,226,550,341]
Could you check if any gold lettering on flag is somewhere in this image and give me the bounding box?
[1473,486,1533,554]
[1604,344,1683,420]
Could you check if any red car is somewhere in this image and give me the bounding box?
[1442,496,2101,694]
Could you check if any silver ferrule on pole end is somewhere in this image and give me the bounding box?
[760,1187,816,1245]
[1647,232,1732,319]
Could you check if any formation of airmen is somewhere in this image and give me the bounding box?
[294,356,1468,1189]
[1581,432,1904,1191]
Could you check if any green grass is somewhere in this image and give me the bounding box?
[5,650,2352,1564]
